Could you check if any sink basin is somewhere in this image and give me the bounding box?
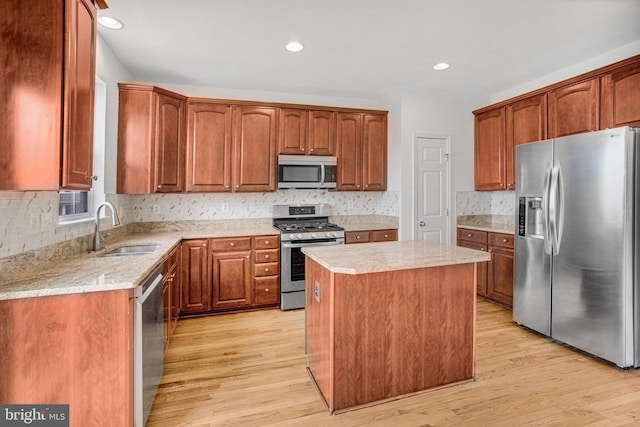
[99,244,160,257]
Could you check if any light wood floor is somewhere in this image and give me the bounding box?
[147,300,640,426]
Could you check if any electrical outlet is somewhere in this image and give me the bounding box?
[29,213,40,234]
[152,204,160,214]
[221,203,229,213]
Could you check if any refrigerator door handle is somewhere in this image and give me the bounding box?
[549,165,559,255]
[542,168,553,255]
[555,167,564,254]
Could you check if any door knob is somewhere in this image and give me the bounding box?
[419,221,426,226]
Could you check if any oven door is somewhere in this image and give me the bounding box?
[281,239,343,292]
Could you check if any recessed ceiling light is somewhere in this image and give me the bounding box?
[285,41,304,52]
[98,16,124,30]
[433,62,450,71]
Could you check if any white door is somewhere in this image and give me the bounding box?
[414,134,450,243]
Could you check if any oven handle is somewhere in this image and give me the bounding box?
[282,240,344,249]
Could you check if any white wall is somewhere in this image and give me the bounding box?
[95,34,134,194]
[398,91,480,242]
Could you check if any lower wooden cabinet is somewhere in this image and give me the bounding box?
[162,244,181,349]
[181,234,280,316]
[345,228,397,244]
[457,227,513,308]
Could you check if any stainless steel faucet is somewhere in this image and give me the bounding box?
[93,201,121,251]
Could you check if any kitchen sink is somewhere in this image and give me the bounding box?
[99,244,161,257]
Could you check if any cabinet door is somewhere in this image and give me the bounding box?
[1,2,63,190]
[232,106,277,192]
[61,0,96,190]
[212,250,252,310]
[155,94,185,192]
[278,108,308,154]
[186,102,232,192]
[457,239,488,297]
[505,94,547,190]
[181,240,210,313]
[362,114,387,190]
[474,107,506,190]
[488,245,514,307]
[336,113,362,190]
[308,110,336,156]
[601,62,640,128]
[548,78,599,138]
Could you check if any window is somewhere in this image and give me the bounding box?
[59,190,91,221]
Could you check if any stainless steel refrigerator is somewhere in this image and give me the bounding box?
[514,126,640,368]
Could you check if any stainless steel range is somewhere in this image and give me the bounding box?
[273,204,345,310]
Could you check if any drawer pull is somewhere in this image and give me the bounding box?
[265,255,269,259]
[356,236,361,239]
[265,268,270,272]
[264,288,269,292]
[384,234,388,238]
[502,239,508,243]
[230,242,235,247]
[467,233,472,237]
[265,240,270,244]
[480,248,485,251]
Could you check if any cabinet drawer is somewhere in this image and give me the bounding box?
[371,229,397,242]
[457,240,488,253]
[254,262,279,277]
[457,228,488,244]
[255,249,279,263]
[163,245,180,269]
[254,276,280,305]
[253,235,280,249]
[211,237,251,251]
[345,231,371,244]
[488,232,514,248]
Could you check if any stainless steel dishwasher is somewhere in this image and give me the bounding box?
[134,265,164,426]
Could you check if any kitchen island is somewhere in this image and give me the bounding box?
[302,240,490,414]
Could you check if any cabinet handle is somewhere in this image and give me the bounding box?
[265,254,269,259]
[225,185,229,188]
[489,249,493,253]
[467,233,472,237]
[480,248,485,251]
[230,242,235,247]
[86,175,98,182]
[265,240,270,244]
[235,185,239,188]
[265,268,270,272]
[265,288,269,292]
[356,185,360,188]
[356,236,361,239]
[310,149,314,152]
[365,185,368,188]
[502,239,508,243]
[300,148,304,151]
[384,234,388,238]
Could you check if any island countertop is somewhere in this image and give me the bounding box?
[302,239,491,275]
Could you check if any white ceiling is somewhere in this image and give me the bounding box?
[98,0,640,101]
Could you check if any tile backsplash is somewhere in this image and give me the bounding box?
[0,190,399,259]
[456,191,516,216]
[114,190,399,223]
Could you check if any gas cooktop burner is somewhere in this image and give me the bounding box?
[277,222,342,232]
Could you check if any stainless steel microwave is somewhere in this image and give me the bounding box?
[277,155,337,189]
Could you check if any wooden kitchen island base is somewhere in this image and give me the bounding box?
[303,240,489,414]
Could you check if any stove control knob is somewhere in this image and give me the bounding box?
[289,234,296,240]
[298,233,305,240]
[327,232,335,238]
[311,233,318,238]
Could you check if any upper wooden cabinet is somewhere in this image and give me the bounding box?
[278,109,336,156]
[117,85,186,194]
[601,62,640,128]
[474,107,506,190]
[1,0,97,191]
[233,106,277,192]
[548,78,599,138]
[186,102,232,192]
[474,55,640,191]
[336,112,387,191]
[505,94,547,190]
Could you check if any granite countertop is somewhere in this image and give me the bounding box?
[0,221,280,301]
[302,240,490,275]
[456,215,515,235]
